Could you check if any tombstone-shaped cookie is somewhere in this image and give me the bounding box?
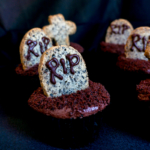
[20,28,53,70]
[125,27,150,60]
[105,19,133,45]
[38,45,89,98]
[42,14,76,46]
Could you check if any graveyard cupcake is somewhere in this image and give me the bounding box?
[136,41,150,102]
[116,27,150,75]
[42,14,84,53]
[100,19,133,55]
[15,27,52,77]
[28,45,110,145]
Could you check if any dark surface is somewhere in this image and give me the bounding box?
[1,0,150,149]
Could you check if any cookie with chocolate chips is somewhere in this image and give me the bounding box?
[42,14,76,46]
[105,19,133,45]
[38,45,89,98]
[19,28,52,71]
[125,27,150,60]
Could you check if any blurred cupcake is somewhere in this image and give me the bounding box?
[28,45,110,147]
[100,19,133,55]
[116,27,150,76]
[42,13,84,53]
[15,27,53,94]
[15,27,53,77]
[136,41,150,109]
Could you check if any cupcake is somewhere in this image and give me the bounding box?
[42,13,84,53]
[116,27,150,76]
[15,27,53,78]
[100,19,133,55]
[136,41,150,109]
[15,28,53,95]
[28,45,110,147]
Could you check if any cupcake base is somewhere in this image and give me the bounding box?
[27,80,110,147]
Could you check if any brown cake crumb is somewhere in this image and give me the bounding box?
[136,79,150,101]
[15,63,39,76]
[28,80,110,119]
[70,42,84,53]
[100,41,125,55]
[116,54,150,74]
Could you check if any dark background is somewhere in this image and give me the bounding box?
[1,0,150,149]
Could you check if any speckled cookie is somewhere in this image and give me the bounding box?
[105,19,133,45]
[125,27,150,60]
[42,14,76,46]
[145,40,150,59]
[20,28,53,70]
[38,45,89,98]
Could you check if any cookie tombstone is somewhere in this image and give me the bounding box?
[39,45,89,98]
[20,28,52,70]
[43,14,76,46]
[125,27,150,60]
[105,19,133,45]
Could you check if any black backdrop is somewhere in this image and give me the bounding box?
[1,0,150,149]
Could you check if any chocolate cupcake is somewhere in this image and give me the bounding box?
[15,27,53,95]
[100,19,133,56]
[116,27,150,76]
[42,13,84,53]
[28,45,110,147]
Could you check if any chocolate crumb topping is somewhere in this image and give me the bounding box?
[116,54,150,74]
[15,63,39,76]
[28,80,110,119]
[100,41,125,55]
[136,79,150,101]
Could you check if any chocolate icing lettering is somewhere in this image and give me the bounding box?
[42,37,50,50]
[46,58,63,84]
[66,54,80,74]
[60,58,67,74]
[131,34,147,52]
[39,37,50,54]
[110,24,121,34]
[122,24,130,34]
[26,40,38,60]
[110,24,130,34]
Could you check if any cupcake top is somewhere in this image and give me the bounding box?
[105,19,133,45]
[42,14,76,46]
[28,45,110,119]
[125,27,150,60]
[38,45,89,98]
[19,28,52,71]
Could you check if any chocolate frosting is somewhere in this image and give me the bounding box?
[15,63,39,76]
[28,80,110,119]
